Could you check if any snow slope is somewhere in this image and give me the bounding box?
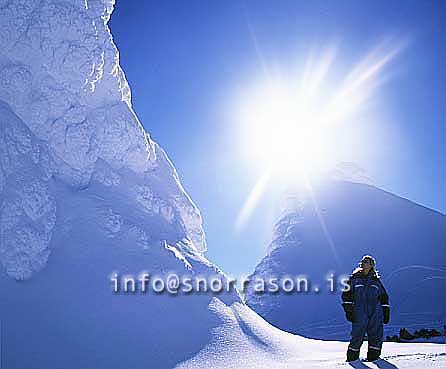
[177,298,446,369]
[245,180,446,340]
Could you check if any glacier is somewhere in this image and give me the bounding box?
[0,1,445,368]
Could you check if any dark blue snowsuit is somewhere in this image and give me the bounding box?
[342,270,390,359]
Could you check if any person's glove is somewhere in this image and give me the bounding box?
[383,306,390,324]
[343,303,354,323]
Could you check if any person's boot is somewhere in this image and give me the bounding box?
[347,348,360,362]
[366,347,381,361]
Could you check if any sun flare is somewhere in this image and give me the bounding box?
[235,42,403,229]
[238,82,331,175]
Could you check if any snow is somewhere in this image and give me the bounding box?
[331,162,375,186]
[0,0,206,282]
[0,1,237,367]
[0,174,240,368]
[246,180,446,340]
[0,1,444,368]
[177,298,446,369]
[0,100,56,279]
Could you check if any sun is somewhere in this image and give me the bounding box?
[239,81,331,176]
[234,42,403,229]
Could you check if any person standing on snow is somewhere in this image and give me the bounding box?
[341,255,390,362]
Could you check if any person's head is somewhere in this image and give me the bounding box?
[359,255,376,274]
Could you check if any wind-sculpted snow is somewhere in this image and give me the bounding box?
[0,101,56,279]
[0,1,239,367]
[0,0,205,280]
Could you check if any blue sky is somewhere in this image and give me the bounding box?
[110,0,445,277]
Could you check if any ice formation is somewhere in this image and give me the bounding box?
[0,0,205,280]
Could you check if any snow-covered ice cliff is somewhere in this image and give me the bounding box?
[0,1,240,367]
[0,0,206,280]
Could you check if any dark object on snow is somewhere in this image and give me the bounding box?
[399,327,442,341]
[414,328,439,339]
[341,257,390,361]
[386,335,400,342]
[400,328,415,340]
[387,327,442,343]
